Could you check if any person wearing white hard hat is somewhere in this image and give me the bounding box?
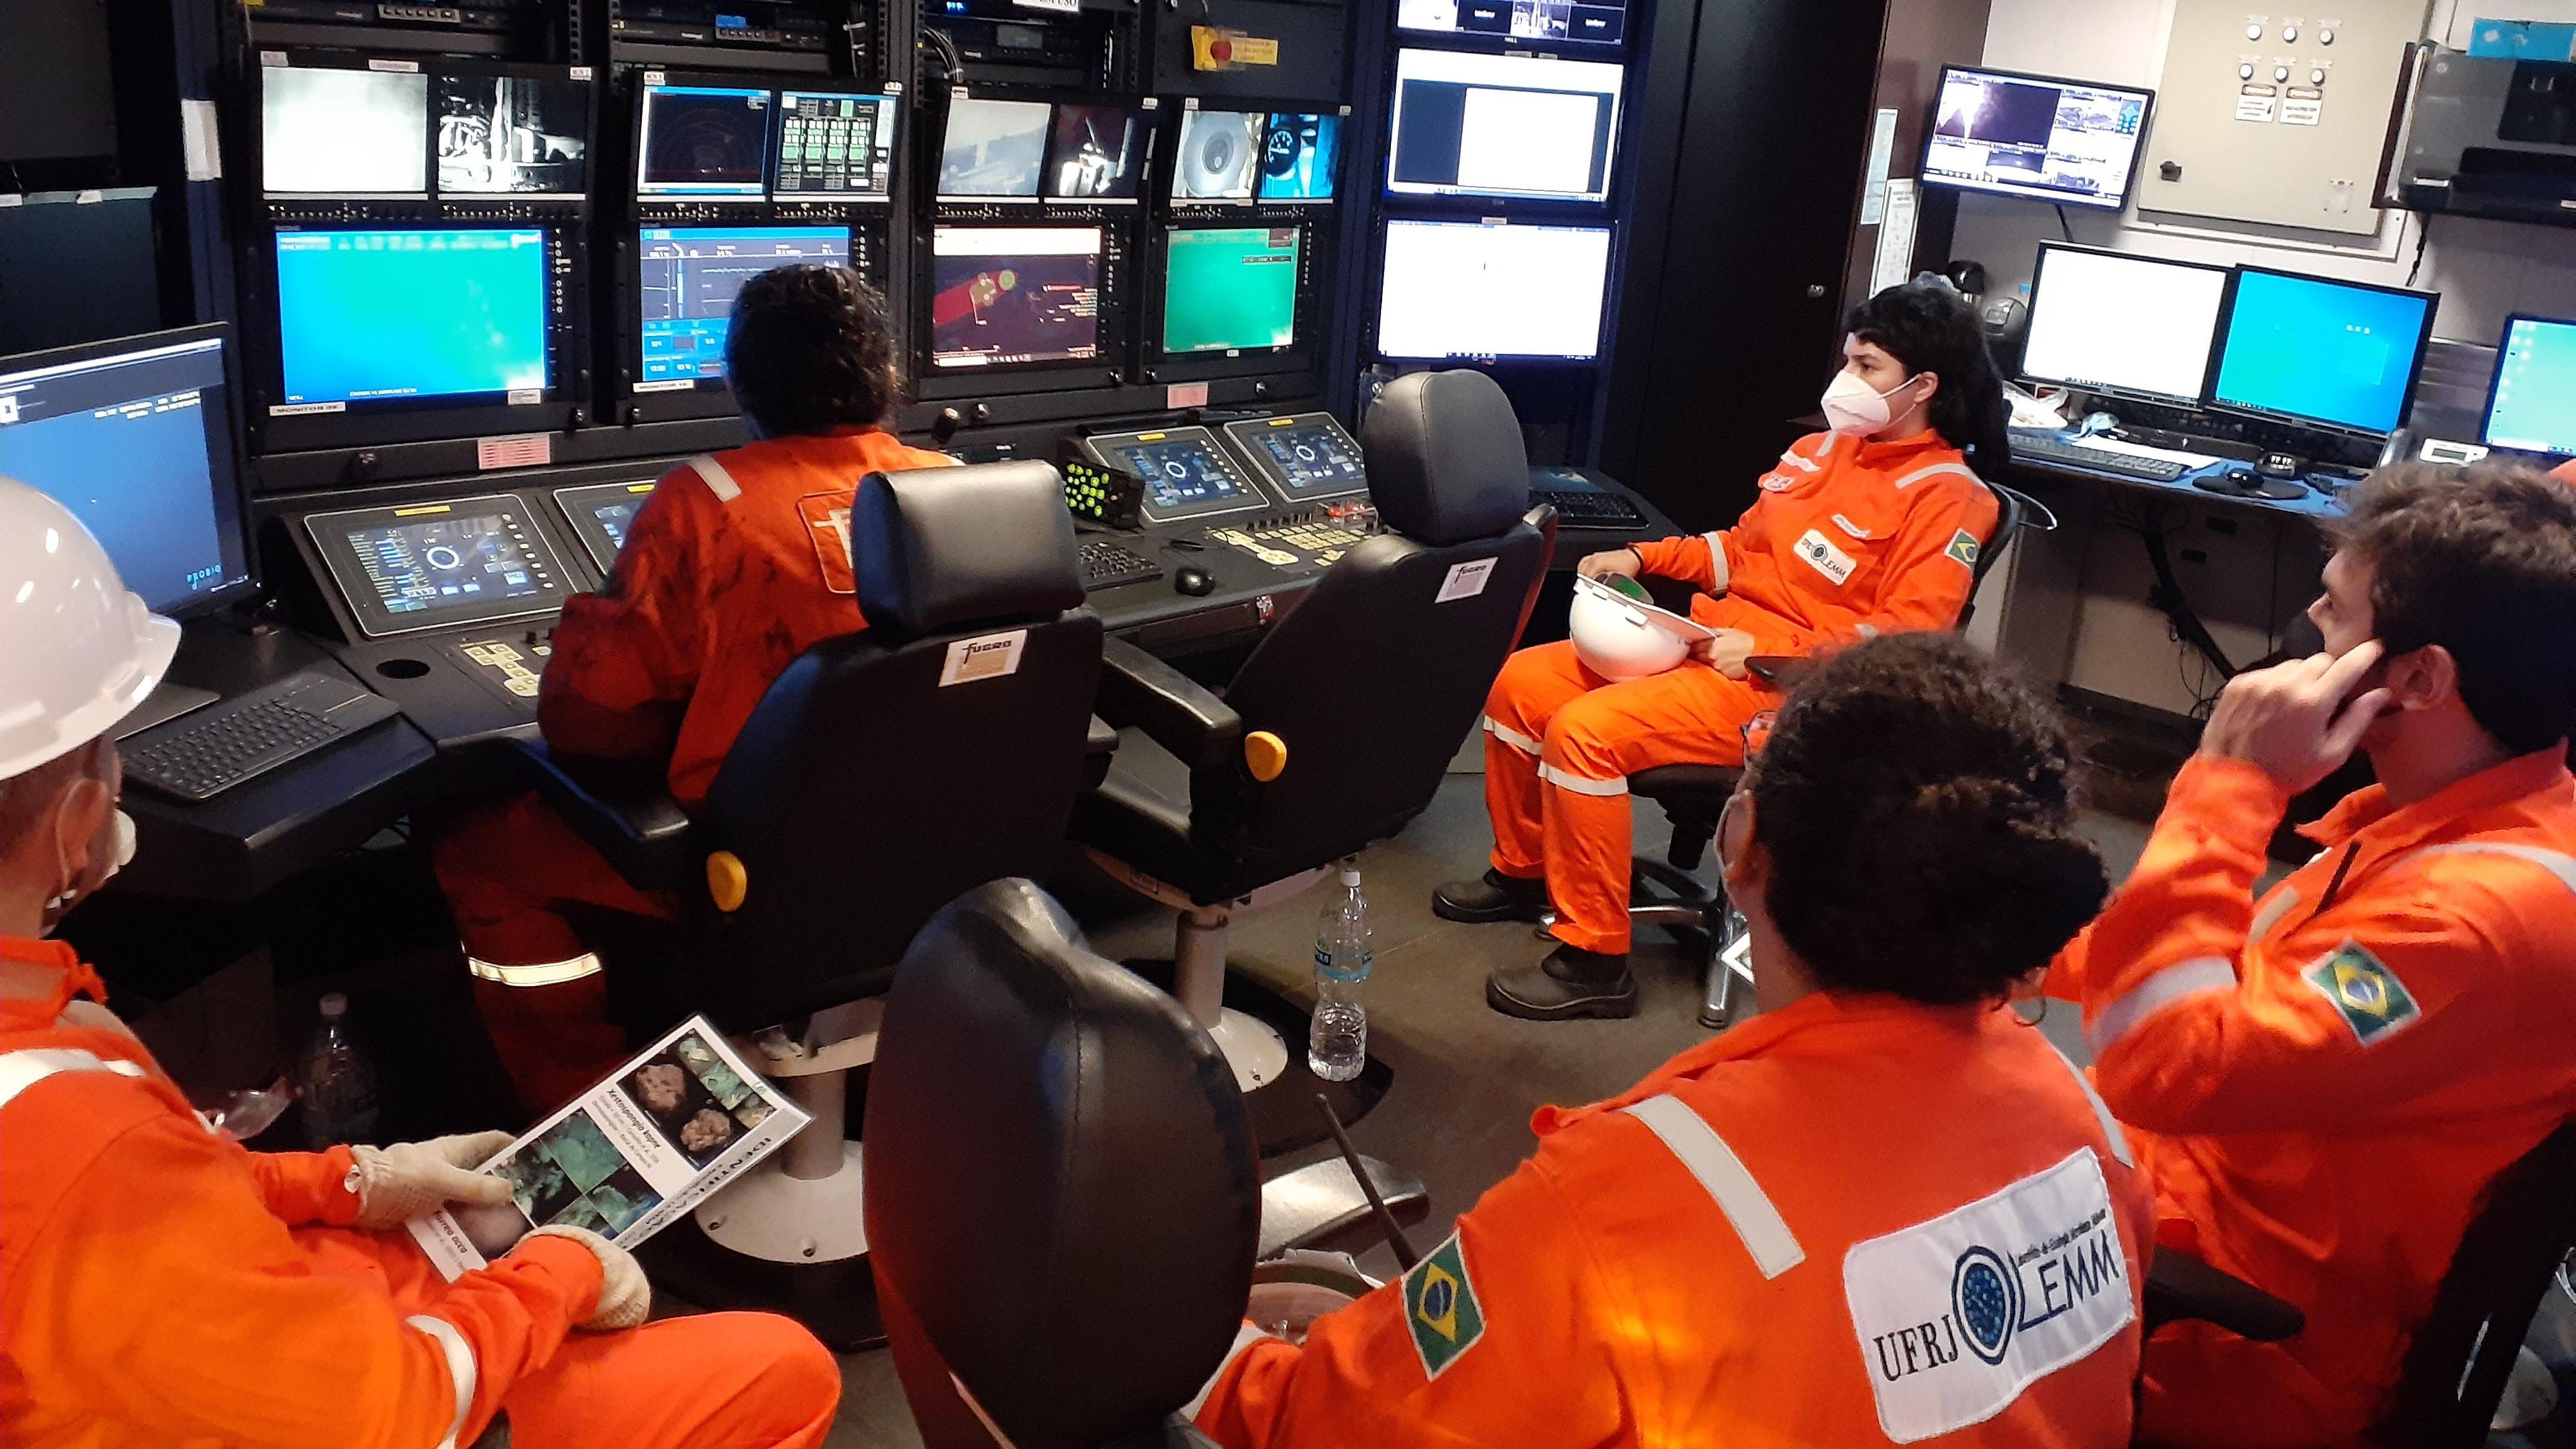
[1435,281,2012,1021]
[0,480,841,1449]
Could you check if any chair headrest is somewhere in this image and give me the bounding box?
[1360,369,1531,545]
[854,461,1085,634]
[864,879,1261,1449]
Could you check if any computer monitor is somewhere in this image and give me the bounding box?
[1045,105,1146,200]
[1377,220,1611,361]
[2210,266,2437,436]
[1922,66,2153,210]
[273,227,552,406]
[435,72,588,195]
[263,66,429,196]
[0,325,254,619]
[1222,412,1367,503]
[1258,114,1340,202]
[634,225,851,388]
[1163,226,1299,355]
[928,225,1102,369]
[939,97,1053,198]
[554,480,658,573]
[1397,0,1625,46]
[2484,315,2576,459]
[773,90,899,197]
[303,495,573,638]
[2019,243,2230,404]
[636,84,771,198]
[1171,110,1264,200]
[1083,426,1267,524]
[1386,50,1622,205]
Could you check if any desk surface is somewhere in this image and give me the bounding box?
[127,474,1677,902]
[2001,432,2348,522]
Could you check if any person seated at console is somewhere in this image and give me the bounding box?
[1196,635,2150,1446]
[2051,461,2576,1447]
[434,264,955,1112]
[1438,279,2009,1019]
[0,481,839,1449]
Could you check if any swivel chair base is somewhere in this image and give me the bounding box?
[1534,859,1750,1029]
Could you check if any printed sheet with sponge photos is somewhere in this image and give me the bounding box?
[408,1016,811,1279]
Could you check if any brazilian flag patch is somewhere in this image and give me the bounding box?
[1946,529,1981,568]
[2301,940,2421,1046]
[1403,1233,1488,1380]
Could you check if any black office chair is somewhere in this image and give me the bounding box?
[1072,369,1554,1148]
[867,878,1258,1449]
[1623,480,2032,1027]
[507,461,1102,1346]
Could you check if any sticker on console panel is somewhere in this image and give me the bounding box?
[1437,558,1497,602]
[940,629,1029,686]
[1793,529,1857,587]
[798,494,858,595]
[1843,1146,2132,1443]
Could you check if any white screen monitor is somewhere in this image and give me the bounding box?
[2019,243,2230,404]
[1386,50,1623,204]
[1377,220,1611,361]
[1922,66,2154,210]
[263,67,430,196]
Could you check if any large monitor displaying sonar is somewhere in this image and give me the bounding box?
[928,226,1102,369]
[636,84,771,197]
[635,225,851,388]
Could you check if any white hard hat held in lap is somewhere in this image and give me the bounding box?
[1568,572,1691,681]
[0,477,182,779]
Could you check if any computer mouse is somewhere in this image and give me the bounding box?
[1174,566,1216,596]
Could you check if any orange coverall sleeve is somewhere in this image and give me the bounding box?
[538,467,716,761]
[2057,754,2541,1136]
[1197,1143,1629,1448]
[1735,477,1991,658]
[21,1111,602,1449]
[243,1144,364,1228]
[1631,530,1727,594]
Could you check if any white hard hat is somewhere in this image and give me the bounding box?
[0,477,182,779]
[1569,574,1689,682]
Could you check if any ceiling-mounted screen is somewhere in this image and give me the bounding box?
[1921,66,2153,210]
[1387,50,1622,205]
[1397,0,1625,47]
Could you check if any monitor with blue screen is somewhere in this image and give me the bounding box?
[2483,315,2576,459]
[0,326,253,619]
[2210,268,2436,436]
[635,225,851,387]
[274,228,552,406]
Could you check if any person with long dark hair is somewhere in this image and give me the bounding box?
[1439,278,2016,1020]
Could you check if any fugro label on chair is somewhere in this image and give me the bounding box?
[940,629,1028,686]
[1437,559,1496,602]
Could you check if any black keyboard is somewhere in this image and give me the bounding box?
[2011,434,2192,482]
[123,672,402,802]
[1078,538,1163,591]
[1531,487,1649,529]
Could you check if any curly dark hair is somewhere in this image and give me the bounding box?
[724,265,903,438]
[1748,634,2107,1003]
[1843,281,2013,475]
[2324,460,2576,754]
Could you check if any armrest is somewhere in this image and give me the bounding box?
[1745,655,1817,690]
[2144,1247,2305,1342]
[1083,714,1119,791]
[503,739,697,892]
[1096,637,1243,773]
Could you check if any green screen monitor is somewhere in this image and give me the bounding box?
[1162,225,1299,356]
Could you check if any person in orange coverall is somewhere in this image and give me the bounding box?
[0,479,839,1449]
[1201,634,2151,1447]
[1440,281,2009,1020]
[435,265,955,1110]
[2048,461,2576,1447]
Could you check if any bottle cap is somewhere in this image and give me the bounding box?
[1340,866,1360,887]
[319,992,348,1018]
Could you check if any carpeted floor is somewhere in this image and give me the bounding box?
[818,772,2149,1447]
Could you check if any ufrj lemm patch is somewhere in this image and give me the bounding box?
[1403,1233,1488,1380]
[2301,940,2421,1046]
[1842,1147,2132,1443]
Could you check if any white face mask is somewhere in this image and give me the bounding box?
[41,809,135,930]
[1820,368,1920,437]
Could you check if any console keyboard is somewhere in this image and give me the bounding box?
[1078,538,1163,590]
[124,672,401,802]
[1531,488,1649,529]
[2011,434,2192,482]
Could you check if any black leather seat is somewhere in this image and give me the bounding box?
[1073,370,1554,1131]
[507,461,1102,1344]
[867,878,1259,1449]
[1626,480,2032,1027]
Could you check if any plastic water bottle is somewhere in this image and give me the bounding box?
[1310,863,1373,1082]
[298,993,379,1149]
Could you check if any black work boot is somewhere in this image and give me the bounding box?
[1433,869,1550,924]
[1486,944,1638,1020]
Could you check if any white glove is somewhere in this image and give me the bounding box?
[522,1224,651,1331]
[348,1131,517,1229]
